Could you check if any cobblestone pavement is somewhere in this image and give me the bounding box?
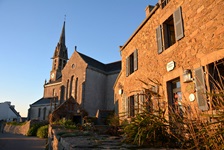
[0,133,46,150]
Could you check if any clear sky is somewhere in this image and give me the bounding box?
[0,0,158,117]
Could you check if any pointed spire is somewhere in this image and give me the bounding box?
[59,21,65,45]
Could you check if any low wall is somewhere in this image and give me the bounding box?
[3,120,48,135]
[3,121,31,135]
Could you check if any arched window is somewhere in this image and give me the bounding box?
[66,79,69,100]
[70,76,74,98]
[75,78,78,99]
[60,85,65,102]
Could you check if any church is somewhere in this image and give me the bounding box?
[28,22,121,122]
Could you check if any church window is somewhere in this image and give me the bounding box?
[70,76,74,98]
[63,60,66,68]
[53,59,57,70]
[59,59,62,70]
[75,78,78,100]
[60,86,65,101]
[66,79,69,99]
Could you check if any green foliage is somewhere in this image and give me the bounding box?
[27,124,42,136]
[6,121,26,126]
[53,119,77,130]
[123,109,173,147]
[106,114,121,136]
[37,125,48,138]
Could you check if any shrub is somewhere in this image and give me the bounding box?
[6,121,26,126]
[106,114,121,136]
[27,124,42,136]
[123,109,173,147]
[37,125,48,138]
[53,119,77,130]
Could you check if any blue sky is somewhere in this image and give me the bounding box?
[0,0,158,117]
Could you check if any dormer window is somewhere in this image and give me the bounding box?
[161,0,170,8]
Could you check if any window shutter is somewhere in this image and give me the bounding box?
[156,25,163,54]
[139,94,144,113]
[127,97,130,117]
[173,6,184,41]
[122,94,126,116]
[126,57,130,77]
[134,49,138,71]
[134,95,139,115]
[195,67,208,111]
[162,24,169,49]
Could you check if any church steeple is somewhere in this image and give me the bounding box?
[50,21,68,82]
[59,21,65,45]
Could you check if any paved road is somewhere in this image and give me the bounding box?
[0,133,46,150]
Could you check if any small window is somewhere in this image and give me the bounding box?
[156,7,184,54]
[127,94,146,117]
[126,49,138,76]
[128,96,135,117]
[38,108,41,118]
[163,16,176,49]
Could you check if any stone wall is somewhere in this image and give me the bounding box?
[114,0,224,118]
[3,121,31,135]
[3,120,48,135]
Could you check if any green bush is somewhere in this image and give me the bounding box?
[6,121,26,126]
[123,109,172,147]
[37,125,48,138]
[27,124,42,136]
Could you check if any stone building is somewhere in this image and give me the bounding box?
[0,101,21,122]
[114,0,224,120]
[29,22,121,121]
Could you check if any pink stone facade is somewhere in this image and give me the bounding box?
[114,0,224,120]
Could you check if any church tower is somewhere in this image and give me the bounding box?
[50,21,68,82]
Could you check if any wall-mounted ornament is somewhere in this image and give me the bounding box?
[166,61,175,72]
[183,69,193,83]
[118,89,123,95]
[189,93,195,102]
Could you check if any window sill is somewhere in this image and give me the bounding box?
[161,42,178,55]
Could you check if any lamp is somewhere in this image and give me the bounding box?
[118,89,123,95]
[183,69,192,83]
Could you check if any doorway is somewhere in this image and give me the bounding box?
[167,77,183,117]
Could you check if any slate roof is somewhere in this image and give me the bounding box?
[78,51,121,73]
[31,97,59,106]
[9,106,21,117]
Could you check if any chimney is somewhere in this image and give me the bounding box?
[145,5,155,17]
